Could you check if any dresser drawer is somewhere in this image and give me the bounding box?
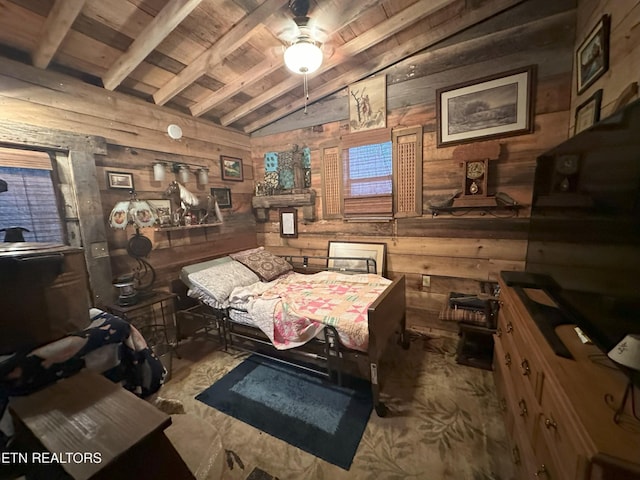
[493,339,514,437]
[538,380,582,480]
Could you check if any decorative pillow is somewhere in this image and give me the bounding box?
[187,260,259,304]
[230,246,293,282]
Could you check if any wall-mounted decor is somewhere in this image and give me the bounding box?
[148,199,172,227]
[211,187,232,209]
[279,208,298,238]
[348,76,386,133]
[576,14,610,95]
[259,145,311,194]
[436,65,535,147]
[106,171,134,190]
[220,156,244,181]
[574,89,603,135]
[327,241,387,277]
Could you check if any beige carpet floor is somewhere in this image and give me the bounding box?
[159,332,515,480]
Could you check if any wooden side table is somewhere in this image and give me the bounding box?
[107,291,179,376]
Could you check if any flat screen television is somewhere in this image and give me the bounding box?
[525,97,640,362]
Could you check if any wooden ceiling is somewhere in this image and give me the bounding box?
[0,0,511,135]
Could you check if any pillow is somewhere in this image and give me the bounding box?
[230,246,293,282]
[187,260,259,304]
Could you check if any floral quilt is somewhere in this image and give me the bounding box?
[228,271,391,352]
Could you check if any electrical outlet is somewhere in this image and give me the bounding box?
[422,275,431,288]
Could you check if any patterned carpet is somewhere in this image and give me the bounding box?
[160,333,515,480]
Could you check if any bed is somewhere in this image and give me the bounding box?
[178,246,408,416]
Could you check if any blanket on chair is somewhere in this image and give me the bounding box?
[0,309,166,446]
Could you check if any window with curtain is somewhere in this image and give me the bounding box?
[321,126,423,219]
[0,148,64,243]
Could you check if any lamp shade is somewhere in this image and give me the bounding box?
[178,165,190,183]
[109,201,132,230]
[284,38,322,74]
[197,167,209,185]
[108,198,157,230]
[608,334,640,371]
[153,162,166,181]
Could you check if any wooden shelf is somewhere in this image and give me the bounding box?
[430,203,522,217]
[154,222,222,232]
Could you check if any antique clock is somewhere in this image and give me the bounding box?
[463,159,489,197]
[553,154,580,193]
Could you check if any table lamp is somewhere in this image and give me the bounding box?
[108,191,158,305]
[606,334,640,424]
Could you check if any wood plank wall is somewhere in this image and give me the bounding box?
[250,1,578,334]
[0,56,256,297]
[572,0,640,122]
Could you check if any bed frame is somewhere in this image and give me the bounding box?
[176,254,408,417]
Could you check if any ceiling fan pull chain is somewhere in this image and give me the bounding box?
[303,72,309,113]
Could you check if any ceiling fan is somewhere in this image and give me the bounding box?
[282,0,324,75]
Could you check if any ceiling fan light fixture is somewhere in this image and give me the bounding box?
[284,37,323,74]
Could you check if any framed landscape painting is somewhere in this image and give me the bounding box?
[221,156,244,181]
[106,171,134,190]
[436,65,536,147]
[210,187,232,209]
[576,14,610,95]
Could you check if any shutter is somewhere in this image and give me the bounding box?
[321,144,342,219]
[393,126,423,218]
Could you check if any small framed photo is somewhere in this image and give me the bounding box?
[220,155,244,182]
[327,241,387,277]
[106,171,134,190]
[436,65,535,147]
[210,187,232,209]
[576,14,610,95]
[279,208,298,238]
[574,89,603,135]
[148,199,172,227]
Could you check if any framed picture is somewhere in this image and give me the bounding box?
[576,14,610,95]
[106,171,134,190]
[210,187,232,209]
[348,75,387,133]
[574,89,603,135]
[148,199,172,227]
[220,155,244,181]
[279,208,298,238]
[327,241,387,276]
[436,65,536,147]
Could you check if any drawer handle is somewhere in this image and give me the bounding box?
[496,327,502,337]
[534,464,548,477]
[505,353,512,367]
[511,445,521,465]
[518,398,527,417]
[544,417,557,430]
[521,359,531,376]
[506,321,514,333]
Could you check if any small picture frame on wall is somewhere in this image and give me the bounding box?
[210,187,232,209]
[576,14,610,95]
[220,156,244,181]
[106,171,134,190]
[574,89,603,135]
[279,208,298,238]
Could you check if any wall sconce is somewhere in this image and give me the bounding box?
[154,161,210,185]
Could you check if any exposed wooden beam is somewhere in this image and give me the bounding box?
[152,0,289,106]
[102,0,203,91]
[189,0,384,117]
[221,0,457,127]
[244,0,526,133]
[32,0,87,69]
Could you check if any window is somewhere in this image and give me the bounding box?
[0,148,64,243]
[321,126,423,219]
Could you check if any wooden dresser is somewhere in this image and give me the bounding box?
[494,275,640,479]
[0,243,91,354]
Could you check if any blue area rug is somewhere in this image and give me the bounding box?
[196,355,372,470]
